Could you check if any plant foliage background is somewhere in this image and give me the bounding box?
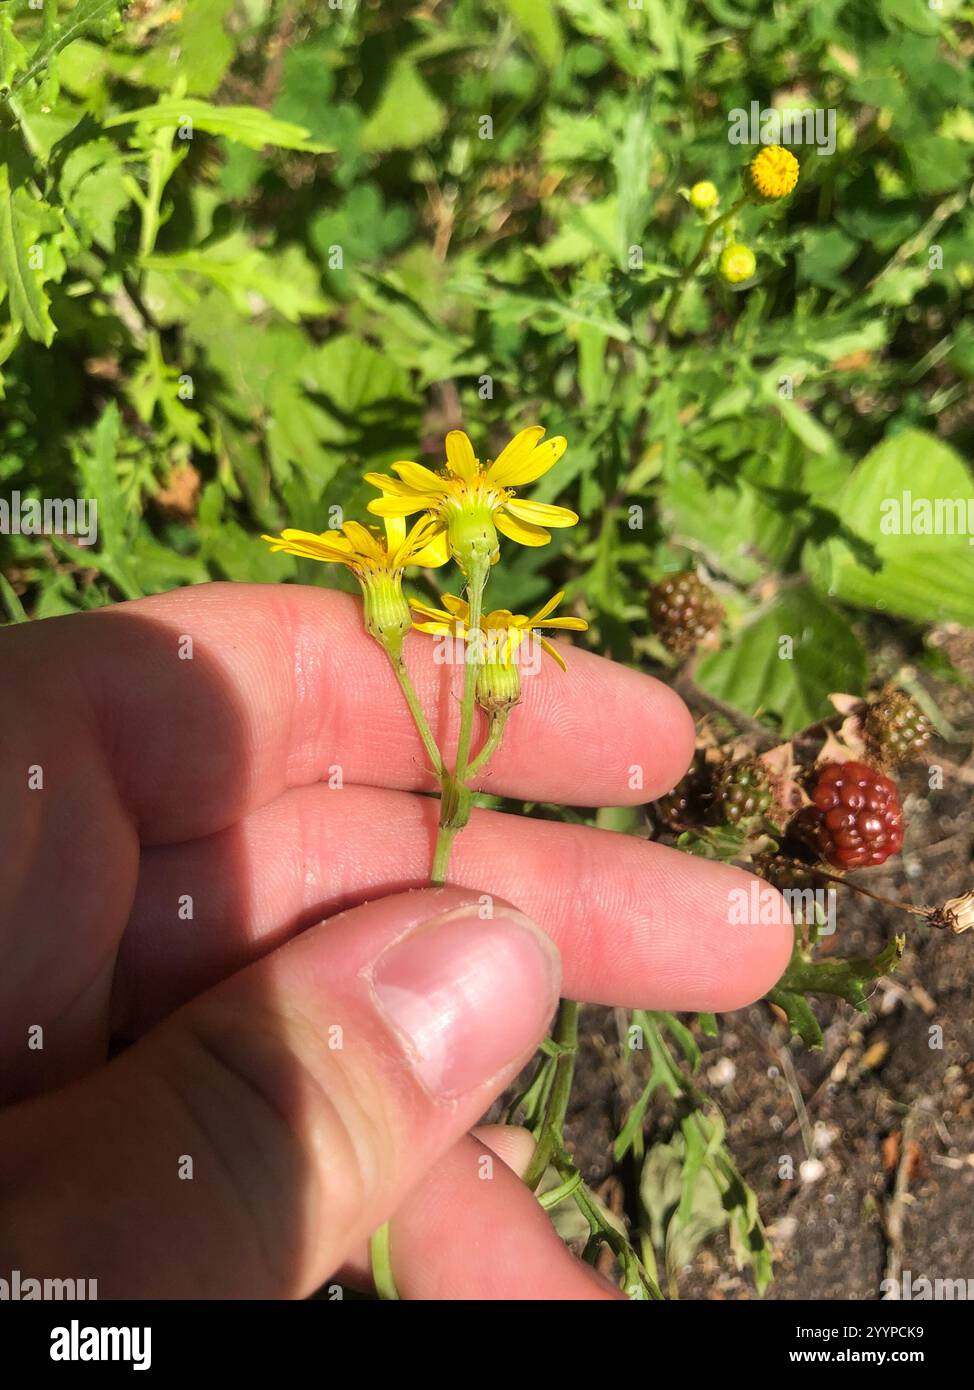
[3,0,973,729]
[2,0,974,1299]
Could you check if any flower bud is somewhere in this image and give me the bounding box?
[718,242,757,285]
[689,180,719,212]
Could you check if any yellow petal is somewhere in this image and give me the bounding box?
[411,525,450,568]
[341,520,382,559]
[363,471,424,499]
[495,509,552,547]
[261,530,351,563]
[384,516,408,553]
[440,593,471,621]
[409,597,454,624]
[529,590,565,624]
[368,495,429,518]
[445,430,478,481]
[540,637,568,671]
[538,616,588,631]
[485,426,546,487]
[412,620,453,636]
[490,433,567,488]
[392,460,450,494]
[503,498,579,528]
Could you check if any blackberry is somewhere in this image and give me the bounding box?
[753,852,822,893]
[864,685,932,769]
[649,571,724,658]
[801,760,905,870]
[714,758,774,825]
[654,754,710,831]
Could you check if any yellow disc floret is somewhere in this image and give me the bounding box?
[744,145,799,203]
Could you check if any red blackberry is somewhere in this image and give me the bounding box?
[864,685,932,769]
[649,571,724,657]
[802,760,905,869]
[714,758,774,826]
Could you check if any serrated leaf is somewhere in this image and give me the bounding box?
[14,0,124,93]
[105,98,333,152]
[0,167,55,345]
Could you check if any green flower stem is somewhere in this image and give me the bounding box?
[453,561,490,786]
[523,998,579,1191]
[390,653,445,780]
[369,1224,399,1301]
[467,709,508,778]
[659,193,748,337]
[430,823,458,886]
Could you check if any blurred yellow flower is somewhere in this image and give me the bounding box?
[365,426,578,575]
[745,145,799,202]
[689,180,719,211]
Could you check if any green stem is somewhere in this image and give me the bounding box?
[453,562,489,784]
[369,1224,399,1301]
[467,709,508,778]
[390,653,445,779]
[659,194,748,337]
[430,823,458,886]
[523,999,579,1190]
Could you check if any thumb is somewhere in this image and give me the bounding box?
[0,887,560,1298]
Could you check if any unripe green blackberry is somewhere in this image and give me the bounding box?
[649,571,724,658]
[864,685,932,769]
[714,757,774,825]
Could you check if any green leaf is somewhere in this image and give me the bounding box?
[802,430,974,625]
[14,0,125,93]
[361,60,447,153]
[105,98,333,153]
[0,167,56,345]
[0,11,28,88]
[499,0,563,68]
[695,586,867,735]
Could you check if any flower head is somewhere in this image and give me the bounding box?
[718,242,757,285]
[410,589,587,712]
[744,145,799,203]
[365,427,578,577]
[262,515,448,655]
[689,180,719,212]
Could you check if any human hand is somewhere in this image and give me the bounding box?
[0,583,791,1299]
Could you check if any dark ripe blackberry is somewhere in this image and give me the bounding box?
[802,760,905,870]
[714,758,774,825]
[653,754,710,831]
[649,570,724,658]
[753,852,821,893]
[864,685,932,768]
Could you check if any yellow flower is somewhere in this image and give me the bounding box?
[365,426,578,576]
[718,242,757,284]
[744,145,799,202]
[410,590,587,712]
[689,180,719,212]
[262,515,448,654]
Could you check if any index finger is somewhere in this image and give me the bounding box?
[6,582,694,843]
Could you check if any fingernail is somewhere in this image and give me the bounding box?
[368,906,561,1099]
